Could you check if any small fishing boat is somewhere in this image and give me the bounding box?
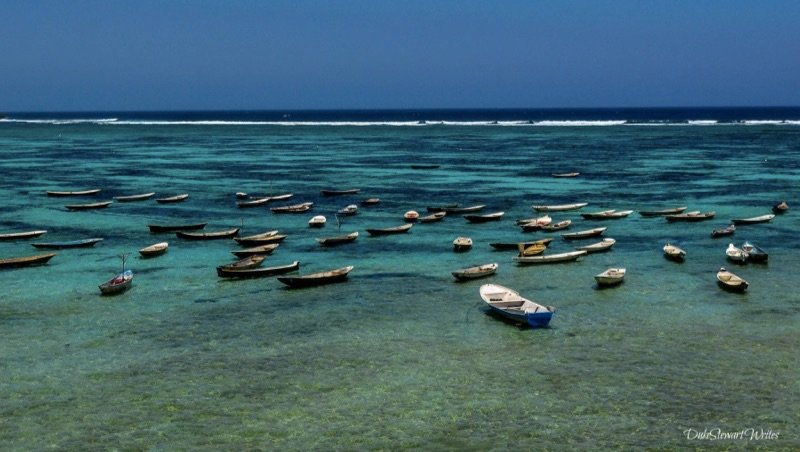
[479,283,555,328]
[236,192,249,199]
[517,242,546,257]
[148,223,207,233]
[717,267,748,292]
[663,243,686,261]
[316,231,359,247]
[155,193,189,204]
[0,252,56,269]
[0,230,47,241]
[219,255,267,271]
[638,206,688,217]
[725,243,749,263]
[595,268,626,286]
[231,243,280,258]
[580,209,616,219]
[410,164,440,169]
[531,202,588,212]
[426,203,459,212]
[65,201,113,210]
[489,238,554,250]
[741,241,768,263]
[514,250,587,265]
[560,227,607,240]
[443,205,485,214]
[366,223,413,236]
[113,192,155,202]
[575,238,616,253]
[451,263,498,281]
[176,228,240,240]
[453,236,473,252]
[551,172,580,178]
[234,231,285,246]
[321,188,360,196]
[541,219,571,231]
[47,189,101,197]
[464,211,504,223]
[418,211,446,223]
[772,201,789,214]
[277,265,354,288]
[217,260,300,279]
[711,224,736,238]
[361,198,381,206]
[271,202,313,213]
[602,209,634,219]
[32,238,103,249]
[731,214,775,225]
[665,211,716,222]
[337,204,358,216]
[309,215,327,228]
[404,210,420,222]
[138,242,168,258]
[99,270,133,295]
[237,196,271,208]
[266,193,294,202]
[518,215,552,231]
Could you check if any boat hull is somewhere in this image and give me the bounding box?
[149,223,207,233]
[0,253,57,268]
[217,261,300,278]
[488,307,553,328]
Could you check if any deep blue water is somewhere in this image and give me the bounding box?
[1,109,798,449]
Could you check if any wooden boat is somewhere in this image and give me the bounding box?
[217,260,300,279]
[518,215,552,231]
[717,267,748,292]
[426,203,459,212]
[580,209,616,219]
[741,241,768,263]
[219,255,267,271]
[361,198,381,206]
[47,189,101,197]
[234,232,286,246]
[237,196,271,208]
[99,270,133,295]
[138,242,168,258]
[266,193,294,202]
[575,238,616,253]
[155,193,189,204]
[514,250,587,265]
[231,243,280,258]
[452,263,498,281]
[366,223,413,236]
[0,230,47,241]
[0,252,56,269]
[277,265,354,288]
[517,242,546,257]
[65,201,113,210]
[316,231,359,246]
[148,223,207,233]
[665,211,716,222]
[410,164,440,169]
[309,215,327,228]
[638,206,688,217]
[321,188,360,196]
[551,172,580,178]
[444,205,485,214]
[176,227,240,240]
[32,238,103,249]
[595,268,626,286]
[418,211,446,223]
[453,236,473,252]
[731,214,775,225]
[236,192,249,199]
[772,201,789,214]
[561,227,607,240]
[464,211,504,223]
[479,283,555,328]
[726,243,748,263]
[489,238,554,250]
[337,204,358,216]
[663,243,686,261]
[404,211,420,222]
[541,219,571,231]
[602,209,633,219]
[531,202,588,212]
[271,202,313,213]
[113,192,155,202]
[711,224,736,238]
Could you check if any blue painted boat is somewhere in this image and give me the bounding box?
[479,283,555,328]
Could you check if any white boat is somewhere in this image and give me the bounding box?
[479,284,555,328]
[717,267,748,292]
[595,268,626,286]
[725,243,748,263]
[138,241,168,258]
[560,227,607,240]
[308,215,327,228]
[581,209,616,219]
[453,236,473,252]
[337,204,358,216]
[731,214,775,225]
[531,202,588,212]
[663,243,686,261]
[518,214,552,231]
[404,210,420,222]
[575,238,616,253]
[514,250,587,265]
[451,262,498,281]
[541,219,571,231]
[418,211,446,223]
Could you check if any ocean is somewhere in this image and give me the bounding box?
[1,108,798,449]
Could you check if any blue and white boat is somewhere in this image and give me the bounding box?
[479,283,555,328]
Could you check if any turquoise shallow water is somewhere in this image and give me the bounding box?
[1,120,798,449]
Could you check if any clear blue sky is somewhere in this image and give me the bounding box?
[2,0,799,111]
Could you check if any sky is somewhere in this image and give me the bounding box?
[2,0,799,111]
